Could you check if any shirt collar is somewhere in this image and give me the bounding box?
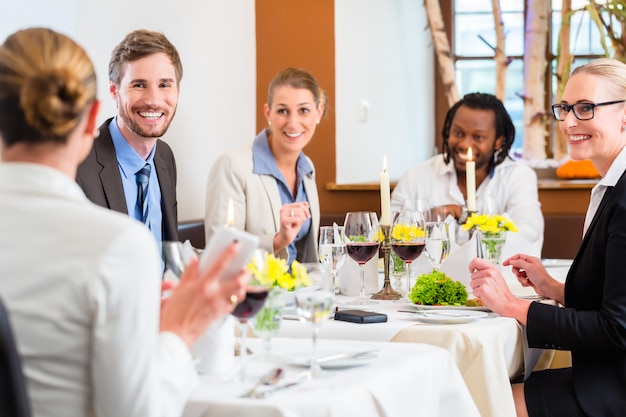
[252,129,313,178]
[598,145,626,188]
[109,117,156,178]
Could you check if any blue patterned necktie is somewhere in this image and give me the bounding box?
[136,163,151,226]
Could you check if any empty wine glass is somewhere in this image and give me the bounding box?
[478,196,499,215]
[424,222,451,271]
[318,225,347,294]
[343,211,380,305]
[294,263,334,378]
[403,198,431,222]
[391,210,426,300]
[162,241,190,298]
[231,249,270,382]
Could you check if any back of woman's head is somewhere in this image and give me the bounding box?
[267,67,328,117]
[0,27,97,148]
[571,58,626,98]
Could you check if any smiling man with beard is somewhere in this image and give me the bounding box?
[77,29,181,245]
[391,93,543,247]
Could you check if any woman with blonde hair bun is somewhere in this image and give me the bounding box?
[0,28,249,417]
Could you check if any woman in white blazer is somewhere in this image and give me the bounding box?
[205,68,326,264]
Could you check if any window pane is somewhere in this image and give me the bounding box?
[456,59,525,151]
[551,5,618,55]
[455,0,523,13]
[455,0,493,13]
[455,12,524,57]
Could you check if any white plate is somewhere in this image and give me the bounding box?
[272,352,377,370]
[405,309,488,324]
[541,258,573,268]
[402,303,491,312]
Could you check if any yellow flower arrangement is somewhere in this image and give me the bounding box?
[391,223,426,241]
[461,213,518,236]
[247,251,310,291]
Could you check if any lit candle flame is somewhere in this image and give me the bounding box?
[226,198,234,227]
[467,147,473,161]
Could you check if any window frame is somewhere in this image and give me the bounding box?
[436,0,608,159]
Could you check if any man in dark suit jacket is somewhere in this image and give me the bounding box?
[77,118,178,241]
[77,29,183,243]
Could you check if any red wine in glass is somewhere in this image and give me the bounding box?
[232,287,269,323]
[391,242,425,262]
[346,242,379,264]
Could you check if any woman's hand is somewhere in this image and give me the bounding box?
[468,257,531,324]
[273,202,311,253]
[159,242,250,348]
[503,254,565,305]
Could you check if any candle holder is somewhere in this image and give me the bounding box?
[371,224,402,300]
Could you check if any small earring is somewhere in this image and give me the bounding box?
[316,120,320,125]
[268,120,271,126]
[94,129,100,137]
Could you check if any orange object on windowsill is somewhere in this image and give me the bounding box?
[556,159,601,179]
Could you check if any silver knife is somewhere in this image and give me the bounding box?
[316,350,378,364]
[254,381,301,398]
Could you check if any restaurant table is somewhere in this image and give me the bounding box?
[277,298,522,417]
[183,337,480,417]
[268,261,570,417]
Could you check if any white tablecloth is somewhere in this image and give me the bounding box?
[183,338,480,417]
[279,299,520,417]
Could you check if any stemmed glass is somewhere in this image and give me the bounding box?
[424,222,451,271]
[294,263,334,378]
[391,210,426,300]
[162,241,186,280]
[343,211,380,305]
[318,225,347,294]
[162,241,193,298]
[231,249,270,382]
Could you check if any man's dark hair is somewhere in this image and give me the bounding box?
[441,92,515,169]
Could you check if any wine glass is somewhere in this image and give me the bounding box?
[162,241,189,298]
[403,198,431,222]
[294,263,334,378]
[343,211,380,305]
[424,222,451,271]
[391,210,426,301]
[231,249,270,382]
[478,196,499,215]
[318,225,347,294]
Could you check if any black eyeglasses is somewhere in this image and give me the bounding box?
[551,100,626,121]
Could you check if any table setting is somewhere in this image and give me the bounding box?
[182,337,481,417]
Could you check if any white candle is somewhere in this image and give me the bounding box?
[380,155,392,225]
[226,198,235,227]
[466,148,476,212]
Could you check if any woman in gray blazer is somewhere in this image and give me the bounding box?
[205,68,326,264]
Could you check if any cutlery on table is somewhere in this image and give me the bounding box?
[241,367,284,398]
[316,350,378,364]
[397,310,468,317]
[254,381,302,399]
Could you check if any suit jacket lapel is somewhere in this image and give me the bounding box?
[94,126,130,214]
[259,174,282,231]
[154,144,177,239]
[575,185,614,264]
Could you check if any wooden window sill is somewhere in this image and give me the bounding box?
[325,179,598,192]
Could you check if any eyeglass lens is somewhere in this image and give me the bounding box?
[552,100,625,121]
[553,103,595,121]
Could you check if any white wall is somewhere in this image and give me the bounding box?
[1,0,257,221]
[2,1,436,218]
[335,0,434,184]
